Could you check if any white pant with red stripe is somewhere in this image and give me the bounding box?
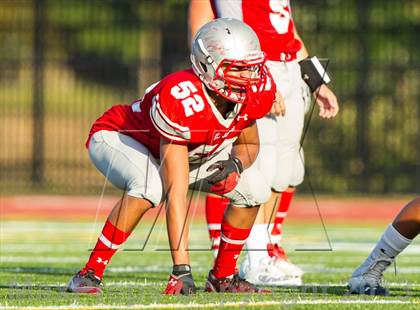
[256,60,311,192]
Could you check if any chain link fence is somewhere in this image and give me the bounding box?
[0,0,418,195]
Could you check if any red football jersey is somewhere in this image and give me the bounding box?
[87,69,275,163]
[211,0,302,61]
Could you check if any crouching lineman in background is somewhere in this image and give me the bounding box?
[67,18,278,295]
[189,0,339,286]
[348,197,420,295]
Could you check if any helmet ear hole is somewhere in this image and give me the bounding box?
[200,62,208,73]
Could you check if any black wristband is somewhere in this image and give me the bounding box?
[299,56,331,92]
[172,264,192,276]
[232,156,244,173]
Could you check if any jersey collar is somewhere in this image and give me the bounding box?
[201,85,242,128]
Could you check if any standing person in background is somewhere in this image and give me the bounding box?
[348,197,420,295]
[189,0,339,286]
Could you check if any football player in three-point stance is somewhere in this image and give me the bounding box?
[348,197,420,295]
[189,0,339,286]
[67,18,278,295]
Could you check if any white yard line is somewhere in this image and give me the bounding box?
[0,300,416,309]
[300,265,420,274]
[0,256,82,263]
[0,260,418,275]
[2,281,419,289]
[1,241,419,254]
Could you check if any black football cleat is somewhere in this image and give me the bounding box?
[205,270,271,293]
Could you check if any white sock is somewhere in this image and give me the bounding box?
[377,224,412,258]
[352,224,412,277]
[245,224,270,268]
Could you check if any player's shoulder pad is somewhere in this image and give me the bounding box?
[150,70,200,142]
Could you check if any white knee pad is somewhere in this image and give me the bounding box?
[225,164,272,207]
[272,147,305,192]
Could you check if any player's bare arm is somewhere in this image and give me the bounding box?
[188,0,215,47]
[231,121,260,169]
[159,138,190,265]
[294,30,309,61]
[294,26,339,118]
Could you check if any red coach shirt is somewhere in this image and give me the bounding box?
[211,0,302,61]
[87,69,275,163]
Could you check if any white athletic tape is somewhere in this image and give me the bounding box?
[99,234,120,250]
[220,233,247,245]
[311,56,331,83]
[276,211,288,218]
[207,224,221,230]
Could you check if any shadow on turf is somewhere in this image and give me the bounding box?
[0,266,165,280]
[270,285,420,298]
[0,284,66,292]
[0,283,418,298]
[0,266,75,276]
[1,268,418,298]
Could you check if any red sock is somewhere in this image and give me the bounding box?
[205,195,229,252]
[83,219,131,279]
[212,219,251,278]
[270,190,294,239]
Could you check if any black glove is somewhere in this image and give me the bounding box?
[163,264,196,295]
[206,155,243,194]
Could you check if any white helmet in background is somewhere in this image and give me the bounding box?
[191,18,268,103]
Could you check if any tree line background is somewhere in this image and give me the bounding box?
[0,0,418,195]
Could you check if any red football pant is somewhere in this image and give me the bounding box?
[205,195,230,252]
[83,219,130,279]
[212,219,251,278]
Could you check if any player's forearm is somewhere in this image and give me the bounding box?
[294,29,309,61]
[188,0,215,48]
[231,143,259,170]
[165,194,190,265]
[160,138,191,265]
[231,122,260,169]
[163,178,190,265]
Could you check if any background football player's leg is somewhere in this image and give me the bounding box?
[205,194,230,256]
[269,187,295,244]
[348,197,420,295]
[392,197,420,240]
[240,61,305,285]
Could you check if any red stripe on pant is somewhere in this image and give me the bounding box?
[205,195,230,251]
[271,191,294,236]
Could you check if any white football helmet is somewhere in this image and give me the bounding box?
[191,18,268,103]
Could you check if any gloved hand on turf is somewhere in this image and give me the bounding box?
[206,155,243,195]
[163,264,196,295]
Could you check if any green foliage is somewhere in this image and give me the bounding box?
[0,0,418,194]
